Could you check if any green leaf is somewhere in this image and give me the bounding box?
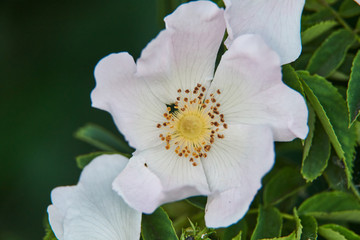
[319,224,360,240]
[301,105,315,168]
[301,116,331,182]
[251,206,282,240]
[275,232,297,240]
[302,9,334,30]
[306,29,355,77]
[293,53,313,71]
[260,232,297,240]
[75,151,129,169]
[232,231,242,240]
[282,64,304,96]
[337,53,355,76]
[180,220,215,240]
[300,216,318,240]
[259,209,303,240]
[357,17,360,31]
[339,0,360,18]
[74,123,134,154]
[185,196,207,210]
[216,0,225,8]
[347,50,360,125]
[319,228,346,240]
[304,0,337,11]
[356,121,360,145]
[43,223,57,240]
[301,20,338,45]
[293,209,303,240]
[223,220,247,240]
[329,71,349,81]
[298,191,360,223]
[142,207,179,240]
[298,71,357,182]
[324,157,348,191]
[263,167,307,206]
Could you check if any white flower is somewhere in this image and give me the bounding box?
[47,155,141,240]
[224,0,305,65]
[91,1,308,228]
[355,0,360,5]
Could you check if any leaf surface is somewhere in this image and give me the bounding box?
[298,191,360,223]
[319,224,360,240]
[301,20,337,45]
[298,71,357,182]
[339,0,360,18]
[301,116,331,182]
[263,168,307,206]
[282,65,304,96]
[347,50,360,125]
[251,206,282,240]
[300,215,318,240]
[75,152,129,169]
[74,123,134,154]
[142,208,178,240]
[306,29,355,77]
[185,196,207,210]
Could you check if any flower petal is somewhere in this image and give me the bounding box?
[92,53,166,150]
[210,34,308,141]
[203,124,274,228]
[137,1,226,103]
[113,145,210,213]
[48,154,141,240]
[224,0,305,64]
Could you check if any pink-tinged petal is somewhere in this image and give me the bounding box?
[113,146,210,213]
[355,0,360,5]
[203,124,274,228]
[48,155,141,240]
[224,0,305,64]
[137,1,226,103]
[92,53,166,150]
[210,34,308,141]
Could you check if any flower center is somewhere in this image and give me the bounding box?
[156,83,227,166]
[178,113,206,140]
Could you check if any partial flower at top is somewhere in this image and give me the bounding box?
[47,154,141,240]
[355,0,360,5]
[223,0,305,65]
[91,1,308,228]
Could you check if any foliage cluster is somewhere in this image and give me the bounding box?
[44,0,360,239]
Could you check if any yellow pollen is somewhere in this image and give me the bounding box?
[156,84,227,166]
[177,114,205,140]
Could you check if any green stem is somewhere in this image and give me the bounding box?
[281,213,295,220]
[247,209,259,215]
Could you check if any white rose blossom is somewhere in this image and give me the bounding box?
[91,1,308,228]
[224,0,305,65]
[47,155,141,240]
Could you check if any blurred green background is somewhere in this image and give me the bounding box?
[0,0,168,238]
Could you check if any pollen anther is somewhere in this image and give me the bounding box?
[156,83,227,167]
